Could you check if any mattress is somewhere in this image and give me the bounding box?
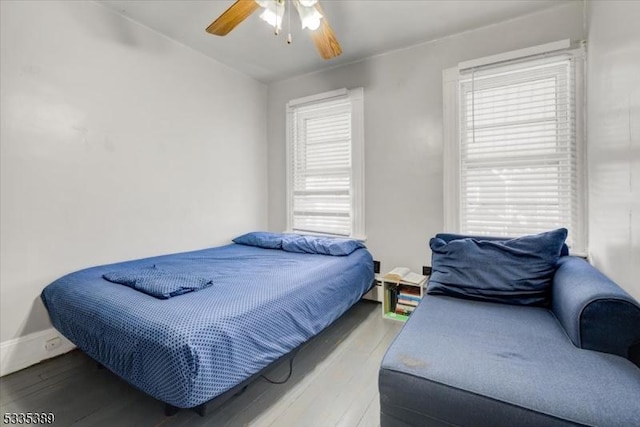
[41,243,373,408]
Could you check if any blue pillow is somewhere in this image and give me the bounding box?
[232,232,283,249]
[427,228,568,306]
[434,233,570,257]
[281,234,365,256]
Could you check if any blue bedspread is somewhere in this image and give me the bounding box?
[41,244,373,408]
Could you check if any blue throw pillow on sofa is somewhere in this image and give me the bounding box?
[427,228,568,306]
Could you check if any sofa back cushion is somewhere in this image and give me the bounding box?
[434,233,570,257]
[427,228,567,306]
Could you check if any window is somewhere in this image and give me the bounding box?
[443,41,586,253]
[286,88,365,238]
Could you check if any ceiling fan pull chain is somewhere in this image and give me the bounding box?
[274,0,281,35]
[287,0,292,44]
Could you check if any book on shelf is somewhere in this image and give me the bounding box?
[396,302,416,309]
[398,284,420,295]
[385,285,398,311]
[383,267,427,285]
[398,286,420,298]
[397,298,418,307]
[395,303,416,314]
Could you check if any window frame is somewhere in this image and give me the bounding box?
[285,87,365,240]
[442,41,587,254]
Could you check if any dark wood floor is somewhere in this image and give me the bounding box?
[0,301,402,427]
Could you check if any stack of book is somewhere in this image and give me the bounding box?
[395,285,420,316]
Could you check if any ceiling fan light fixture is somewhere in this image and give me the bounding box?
[298,0,318,7]
[295,3,322,31]
[258,0,285,30]
[207,0,341,60]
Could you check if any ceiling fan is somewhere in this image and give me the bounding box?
[205,0,342,60]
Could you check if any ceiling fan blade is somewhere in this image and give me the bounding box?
[206,0,260,36]
[310,3,342,60]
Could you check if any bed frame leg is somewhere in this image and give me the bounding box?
[164,404,180,417]
[194,403,208,417]
[191,384,248,417]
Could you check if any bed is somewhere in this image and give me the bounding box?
[41,233,374,411]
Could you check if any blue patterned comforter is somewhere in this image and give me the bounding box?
[41,244,373,408]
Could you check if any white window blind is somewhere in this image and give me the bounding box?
[458,53,583,249]
[286,89,364,238]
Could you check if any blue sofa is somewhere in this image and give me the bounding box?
[379,237,640,426]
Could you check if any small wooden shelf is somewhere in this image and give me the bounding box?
[382,275,428,322]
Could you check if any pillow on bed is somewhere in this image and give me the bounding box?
[427,228,568,306]
[281,234,365,256]
[232,232,283,249]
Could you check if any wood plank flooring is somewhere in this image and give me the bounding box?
[0,301,402,427]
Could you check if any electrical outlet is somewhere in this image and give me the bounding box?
[45,336,61,352]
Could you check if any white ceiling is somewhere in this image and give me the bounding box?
[98,0,574,83]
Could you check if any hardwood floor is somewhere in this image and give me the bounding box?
[0,301,402,427]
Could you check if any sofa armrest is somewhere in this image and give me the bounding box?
[552,256,640,365]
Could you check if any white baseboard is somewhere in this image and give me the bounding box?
[0,328,76,377]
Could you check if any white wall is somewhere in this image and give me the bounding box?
[587,1,640,300]
[267,2,585,273]
[0,1,267,345]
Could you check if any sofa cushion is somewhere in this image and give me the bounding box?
[427,228,567,306]
[379,295,640,427]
